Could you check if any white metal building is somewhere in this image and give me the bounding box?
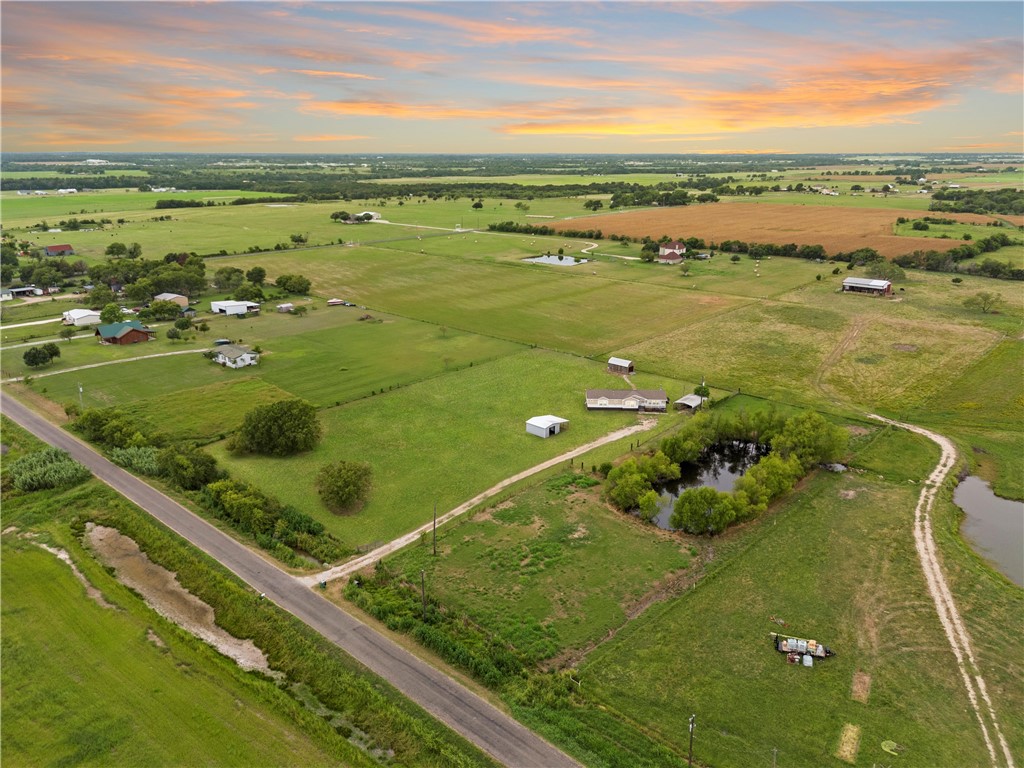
[526,415,569,438]
[210,300,260,316]
[62,308,102,326]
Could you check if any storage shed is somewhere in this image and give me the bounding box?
[608,357,634,374]
[211,300,260,316]
[62,308,102,326]
[842,277,892,296]
[674,394,706,411]
[526,415,569,438]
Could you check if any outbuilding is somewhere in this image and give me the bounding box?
[211,300,260,316]
[62,308,102,326]
[674,394,706,411]
[276,303,295,313]
[44,244,75,257]
[154,292,189,308]
[526,415,569,438]
[608,357,635,374]
[842,277,892,296]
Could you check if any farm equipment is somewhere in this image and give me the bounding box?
[771,632,835,666]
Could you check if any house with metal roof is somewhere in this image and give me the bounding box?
[585,389,668,412]
[154,292,188,308]
[94,320,155,345]
[842,277,892,296]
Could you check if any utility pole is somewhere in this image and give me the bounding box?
[77,382,84,410]
[687,714,696,768]
[420,569,427,620]
[432,502,437,556]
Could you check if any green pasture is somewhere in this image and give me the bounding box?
[907,339,1024,499]
[214,245,748,357]
[894,219,1015,240]
[724,192,934,212]
[0,539,352,767]
[210,349,685,547]
[583,466,1001,767]
[389,475,692,660]
[0,189,285,228]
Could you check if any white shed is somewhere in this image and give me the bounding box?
[526,415,569,438]
[62,308,102,326]
[211,300,260,316]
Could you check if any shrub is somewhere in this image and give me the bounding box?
[8,448,91,491]
[316,460,373,513]
[109,446,162,476]
[233,399,322,456]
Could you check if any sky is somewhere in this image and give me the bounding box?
[2,1,1022,155]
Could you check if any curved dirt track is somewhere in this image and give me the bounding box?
[869,415,1016,768]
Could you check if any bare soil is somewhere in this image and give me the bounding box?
[566,204,998,258]
[851,671,872,704]
[836,723,861,763]
[86,523,274,673]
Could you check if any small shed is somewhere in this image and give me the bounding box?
[842,277,892,296]
[526,415,569,438]
[276,303,295,313]
[675,394,706,411]
[608,357,634,374]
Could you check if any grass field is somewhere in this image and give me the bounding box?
[1,540,355,767]
[0,189,287,226]
[210,349,682,547]
[213,244,749,356]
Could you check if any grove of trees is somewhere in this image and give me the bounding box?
[230,399,322,456]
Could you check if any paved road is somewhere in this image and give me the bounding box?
[1,396,579,768]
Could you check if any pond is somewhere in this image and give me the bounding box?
[522,255,589,266]
[953,476,1023,587]
[651,441,769,530]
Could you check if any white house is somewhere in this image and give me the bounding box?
[526,415,569,438]
[585,389,668,412]
[62,308,102,326]
[212,344,259,368]
[210,300,260,316]
[658,241,686,259]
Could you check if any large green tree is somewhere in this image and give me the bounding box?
[770,411,847,472]
[233,399,322,456]
[99,303,122,324]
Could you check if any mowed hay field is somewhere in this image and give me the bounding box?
[215,246,748,356]
[569,203,1004,257]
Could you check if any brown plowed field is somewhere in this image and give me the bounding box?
[562,204,1006,258]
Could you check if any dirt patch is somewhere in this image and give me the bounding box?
[846,426,870,436]
[147,628,167,648]
[565,203,994,258]
[3,526,18,535]
[839,489,857,499]
[568,524,589,540]
[892,343,919,352]
[86,524,275,674]
[36,542,117,610]
[836,724,861,763]
[851,671,872,703]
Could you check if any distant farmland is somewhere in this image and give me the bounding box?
[568,203,1007,257]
